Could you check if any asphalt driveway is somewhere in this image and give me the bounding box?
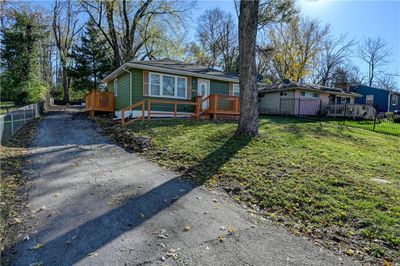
[11,107,357,265]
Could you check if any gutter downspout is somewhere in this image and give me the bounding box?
[387,91,391,112]
[122,66,132,106]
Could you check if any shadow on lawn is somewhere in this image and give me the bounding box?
[7,127,252,265]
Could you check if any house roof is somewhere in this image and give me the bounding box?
[101,59,246,84]
[258,81,361,97]
[351,84,400,95]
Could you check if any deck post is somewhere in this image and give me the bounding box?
[141,101,145,121]
[214,94,218,114]
[174,103,177,119]
[122,110,125,127]
[148,100,151,121]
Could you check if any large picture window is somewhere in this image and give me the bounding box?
[149,72,187,99]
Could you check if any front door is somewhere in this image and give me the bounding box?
[198,79,210,109]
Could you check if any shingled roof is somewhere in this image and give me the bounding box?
[101,59,241,83]
[258,81,360,97]
[132,59,240,80]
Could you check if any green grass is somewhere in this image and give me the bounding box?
[333,119,400,136]
[0,101,22,115]
[127,116,400,262]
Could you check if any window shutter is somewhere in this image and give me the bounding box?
[229,83,233,96]
[143,71,149,96]
[187,77,192,99]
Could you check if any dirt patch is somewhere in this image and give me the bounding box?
[0,118,39,263]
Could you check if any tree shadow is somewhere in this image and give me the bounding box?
[7,128,253,265]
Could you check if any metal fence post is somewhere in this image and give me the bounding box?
[373,111,377,132]
[10,112,14,135]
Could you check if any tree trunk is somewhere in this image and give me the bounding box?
[236,0,259,136]
[62,66,69,103]
[106,1,121,67]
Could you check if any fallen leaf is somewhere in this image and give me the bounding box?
[29,243,44,250]
[87,252,98,257]
[227,226,236,235]
[183,226,191,232]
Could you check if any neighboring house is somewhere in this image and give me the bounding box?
[258,81,361,116]
[350,85,400,113]
[101,59,244,116]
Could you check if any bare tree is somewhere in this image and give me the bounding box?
[236,0,259,136]
[359,36,391,87]
[80,0,193,67]
[314,34,356,86]
[377,74,398,91]
[53,0,81,102]
[196,8,238,72]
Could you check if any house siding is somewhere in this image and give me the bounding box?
[351,85,389,112]
[110,72,131,111]
[109,68,235,112]
[210,80,229,95]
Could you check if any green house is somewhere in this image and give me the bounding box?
[101,60,242,117]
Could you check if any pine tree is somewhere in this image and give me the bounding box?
[0,9,48,103]
[69,21,113,92]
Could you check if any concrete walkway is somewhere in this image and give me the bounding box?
[12,108,357,265]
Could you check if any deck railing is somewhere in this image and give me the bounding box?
[324,104,376,119]
[85,91,115,115]
[120,94,240,126]
[208,94,240,118]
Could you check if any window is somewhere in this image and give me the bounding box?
[162,76,175,96]
[300,91,319,98]
[336,96,342,104]
[366,94,374,105]
[391,94,399,106]
[114,79,118,97]
[177,77,186,98]
[233,84,240,96]
[328,95,335,104]
[150,74,160,95]
[346,97,351,104]
[149,72,187,99]
[280,92,288,97]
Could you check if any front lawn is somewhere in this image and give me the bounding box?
[335,119,400,136]
[124,116,400,263]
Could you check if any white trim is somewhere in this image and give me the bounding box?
[148,72,187,99]
[113,79,118,97]
[113,110,193,120]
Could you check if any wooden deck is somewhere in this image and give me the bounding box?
[206,94,240,118]
[85,91,115,116]
[120,94,240,126]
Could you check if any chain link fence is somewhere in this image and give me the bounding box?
[0,103,43,143]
